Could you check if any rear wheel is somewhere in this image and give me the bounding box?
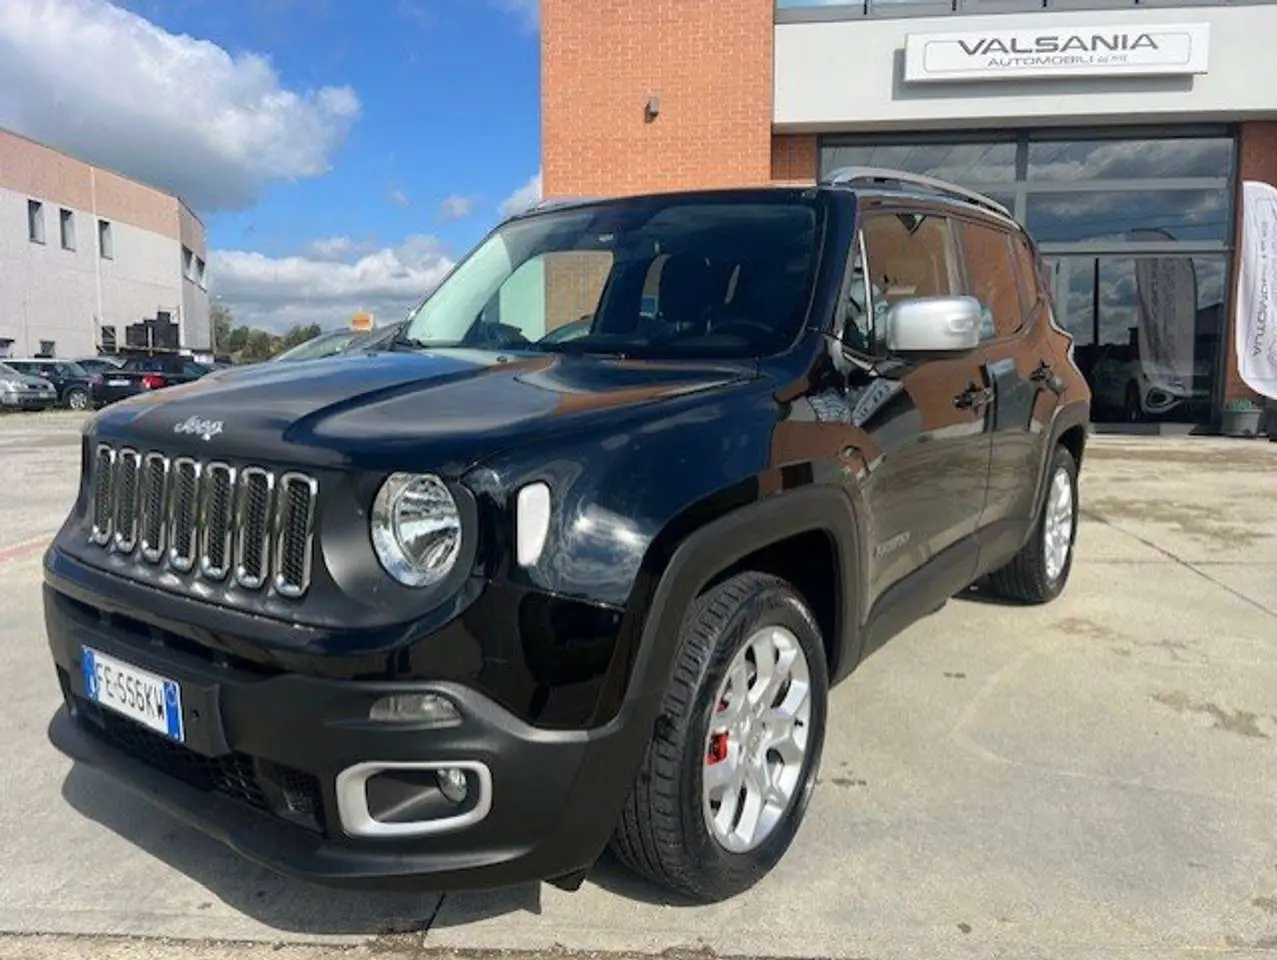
[609,571,829,902]
[65,388,89,411]
[984,443,1079,604]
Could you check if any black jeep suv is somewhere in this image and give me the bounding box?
[42,169,1091,903]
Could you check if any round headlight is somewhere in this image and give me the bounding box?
[371,473,462,587]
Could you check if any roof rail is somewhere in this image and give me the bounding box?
[532,195,608,212]
[821,166,1013,219]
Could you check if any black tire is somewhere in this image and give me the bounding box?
[609,571,829,903]
[985,443,1080,604]
[65,388,89,411]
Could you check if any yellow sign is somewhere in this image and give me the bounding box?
[351,312,374,331]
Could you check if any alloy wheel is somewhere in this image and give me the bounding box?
[702,625,812,854]
[1043,466,1074,582]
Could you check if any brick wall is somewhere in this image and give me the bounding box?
[771,134,818,184]
[544,252,614,332]
[1226,121,1277,404]
[541,0,775,198]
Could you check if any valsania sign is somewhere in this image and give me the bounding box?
[903,22,1210,83]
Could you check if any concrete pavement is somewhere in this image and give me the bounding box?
[1,412,1275,960]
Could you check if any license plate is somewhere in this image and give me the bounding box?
[81,647,184,742]
[107,378,130,386]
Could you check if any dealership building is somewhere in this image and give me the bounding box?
[541,0,1277,429]
[0,128,211,362]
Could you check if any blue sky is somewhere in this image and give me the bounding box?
[0,0,544,332]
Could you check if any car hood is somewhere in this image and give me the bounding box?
[88,348,757,474]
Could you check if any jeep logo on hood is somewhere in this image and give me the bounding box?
[173,416,224,442]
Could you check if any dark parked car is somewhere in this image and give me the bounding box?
[3,358,100,410]
[42,170,1090,903]
[75,357,124,376]
[93,354,212,405]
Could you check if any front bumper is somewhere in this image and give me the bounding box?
[1,390,56,409]
[44,581,650,891]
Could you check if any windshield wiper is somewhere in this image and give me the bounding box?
[386,334,465,352]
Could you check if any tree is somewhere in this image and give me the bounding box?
[210,302,233,353]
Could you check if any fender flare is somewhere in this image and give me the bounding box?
[615,481,865,714]
[1029,400,1091,526]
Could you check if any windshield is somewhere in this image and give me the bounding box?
[400,196,823,359]
[273,330,362,362]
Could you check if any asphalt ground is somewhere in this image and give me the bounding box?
[2,410,1276,960]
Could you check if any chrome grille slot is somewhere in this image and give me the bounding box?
[139,453,169,563]
[90,445,116,545]
[274,473,318,598]
[169,458,201,573]
[87,444,318,599]
[200,462,236,581]
[235,468,274,589]
[112,449,142,554]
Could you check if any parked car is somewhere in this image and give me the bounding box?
[93,354,212,405]
[0,361,58,411]
[75,357,125,376]
[3,358,100,410]
[42,171,1090,904]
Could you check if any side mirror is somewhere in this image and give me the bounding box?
[884,296,982,354]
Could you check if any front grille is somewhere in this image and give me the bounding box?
[70,689,326,834]
[89,443,318,598]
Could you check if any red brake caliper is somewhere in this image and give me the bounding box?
[707,698,729,764]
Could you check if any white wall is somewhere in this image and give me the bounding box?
[0,187,187,357]
[775,4,1277,131]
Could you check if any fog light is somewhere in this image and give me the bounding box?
[368,693,460,726]
[436,767,469,803]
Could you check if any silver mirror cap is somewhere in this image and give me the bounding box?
[885,296,982,354]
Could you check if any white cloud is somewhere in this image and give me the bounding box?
[0,0,360,212]
[498,171,542,218]
[388,188,412,208]
[439,194,478,221]
[209,235,455,334]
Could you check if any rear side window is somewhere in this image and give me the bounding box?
[1009,231,1042,323]
[956,219,1022,340]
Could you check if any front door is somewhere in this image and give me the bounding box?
[846,206,993,616]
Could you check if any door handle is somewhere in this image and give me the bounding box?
[954,382,993,410]
[1031,359,1066,394]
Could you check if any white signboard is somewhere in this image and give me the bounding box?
[904,23,1210,83]
[1236,180,1277,401]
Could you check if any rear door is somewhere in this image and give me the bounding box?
[848,203,993,612]
[953,216,1061,542]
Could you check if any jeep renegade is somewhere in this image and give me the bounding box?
[42,168,1091,903]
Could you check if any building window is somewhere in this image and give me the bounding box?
[37,340,56,358]
[100,326,117,352]
[98,219,113,260]
[60,209,75,250]
[27,200,45,244]
[182,245,194,278]
[195,255,206,288]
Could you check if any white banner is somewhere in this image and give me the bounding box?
[1131,232,1198,397]
[1236,181,1277,400]
[903,23,1211,83]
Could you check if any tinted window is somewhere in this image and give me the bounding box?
[1009,232,1041,322]
[956,219,1021,340]
[857,210,960,352]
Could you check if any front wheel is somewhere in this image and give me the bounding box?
[65,388,89,411]
[609,571,829,903]
[985,443,1080,604]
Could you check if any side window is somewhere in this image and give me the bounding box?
[1009,231,1042,324]
[858,210,961,352]
[957,219,1022,341]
